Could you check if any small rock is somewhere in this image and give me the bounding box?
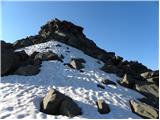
[97,84,105,89]
[56,44,62,47]
[69,58,85,70]
[96,99,110,114]
[101,79,116,86]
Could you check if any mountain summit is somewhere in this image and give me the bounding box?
[1,18,159,119]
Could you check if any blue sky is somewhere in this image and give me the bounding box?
[1,1,159,70]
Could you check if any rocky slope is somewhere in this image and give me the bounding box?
[0,18,159,119]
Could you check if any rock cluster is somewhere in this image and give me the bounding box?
[1,41,61,76]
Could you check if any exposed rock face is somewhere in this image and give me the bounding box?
[129,100,159,119]
[14,65,40,76]
[40,89,82,117]
[96,100,110,114]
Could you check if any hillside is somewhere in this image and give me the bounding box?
[1,18,159,119]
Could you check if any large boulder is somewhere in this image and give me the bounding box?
[14,65,40,76]
[129,100,158,119]
[96,99,110,114]
[59,97,82,117]
[40,89,82,117]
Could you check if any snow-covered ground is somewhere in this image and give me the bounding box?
[0,40,144,119]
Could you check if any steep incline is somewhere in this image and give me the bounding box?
[1,40,143,119]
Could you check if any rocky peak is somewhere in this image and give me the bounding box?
[39,18,85,41]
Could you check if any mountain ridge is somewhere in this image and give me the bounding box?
[1,18,159,119]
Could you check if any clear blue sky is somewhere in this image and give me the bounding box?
[1,1,159,70]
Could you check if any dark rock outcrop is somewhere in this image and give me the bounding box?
[40,89,82,117]
[96,99,110,114]
[1,41,25,76]
[129,100,158,119]
[14,65,40,76]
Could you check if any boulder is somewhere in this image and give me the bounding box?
[69,58,85,70]
[40,89,82,117]
[97,84,105,89]
[59,98,82,117]
[141,70,159,85]
[14,65,40,76]
[40,89,66,115]
[141,72,152,79]
[147,76,159,86]
[15,50,29,61]
[101,79,116,86]
[34,51,59,61]
[129,100,158,119]
[101,64,123,77]
[1,48,20,76]
[138,97,159,109]
[119,74,136,88]
[71,58,86,63]
[135,82,159,99]
[1,41,37,76]
[96,99,110,114]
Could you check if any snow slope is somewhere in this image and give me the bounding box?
[0,40,144,119]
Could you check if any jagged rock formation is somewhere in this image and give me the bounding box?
[11,18,149,79]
